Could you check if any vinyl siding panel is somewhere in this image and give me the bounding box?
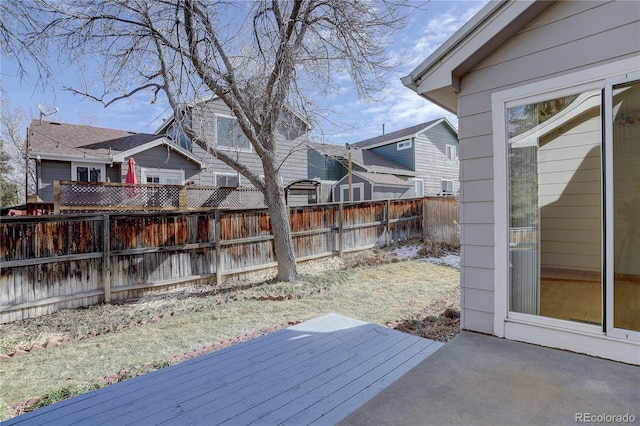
[38,160,70,202]
[460,201,493,224]
[461,267,494,291]
[455,0,640,333]
[106,166,120,183]
[308,149,346,181]
[188,98,309,189]
[461,224,494,246]
[460,308,494,334]
[125,146,202,184]
[371,186,411,200]
[369,141,414,170]
[413,125,460,196]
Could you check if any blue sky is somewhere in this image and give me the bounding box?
[0,1,488,145]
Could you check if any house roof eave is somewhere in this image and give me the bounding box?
[28,151,113,164]
[403,0,555,112]
[112,137,210,169]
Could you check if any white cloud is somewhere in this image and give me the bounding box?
[315,1,485,144]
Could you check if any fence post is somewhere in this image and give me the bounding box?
[179,185,188,210]
[422,197,428,240]
[215,209,222,285]
[338,203,344,257]
[53,180,61,214]
[102,214,111,303]
[385,199,391,245]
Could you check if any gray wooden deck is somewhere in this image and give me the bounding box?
[5,314,442,425]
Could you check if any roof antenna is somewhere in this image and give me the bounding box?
[37,103,59,125]
[382,124,385,135]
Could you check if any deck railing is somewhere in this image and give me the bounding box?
[53,180,266,213]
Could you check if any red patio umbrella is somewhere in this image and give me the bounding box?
[125,157,139,199]
[125,157,137,184]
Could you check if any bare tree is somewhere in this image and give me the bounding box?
[0,99,33,204]
[13,0,410,281]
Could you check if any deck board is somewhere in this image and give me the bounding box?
[6,314,443,426]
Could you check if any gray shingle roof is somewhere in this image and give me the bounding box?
[28,120,160,158]
[352,171,412,186]
[308,141,414,175]
[351,119,441,149]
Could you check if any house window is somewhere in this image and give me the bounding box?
[397,140,412,151]
[140,168,184,185]
[446,144,457,160]
[410,178,424,197]
[216,115,251,151]
[441,179,454,194]
[166,111,193,151]
[215,173,240,187]
[71,163,105,182]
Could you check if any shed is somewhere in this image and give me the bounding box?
[333,171,412,202]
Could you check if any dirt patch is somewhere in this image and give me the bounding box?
[417,240,460,259]
[388,287,461,342]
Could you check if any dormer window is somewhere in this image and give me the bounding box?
[397,140,412,151]
[216,115,251,151]
[166,110,193,151]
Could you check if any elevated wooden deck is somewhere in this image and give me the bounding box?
[6,314,442,425]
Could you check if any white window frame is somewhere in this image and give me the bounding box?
[491,57,640,364]
[339,182,364,202]
[441,179,454,194]
[397,140,412,151]
[410,178,424,197]
[140,167,185,185]
[214,114,252,152]
[71,162,105,182]
[214,172,241,187]
[445,144,457,161]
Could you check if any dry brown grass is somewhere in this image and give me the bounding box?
[0,247,460,420]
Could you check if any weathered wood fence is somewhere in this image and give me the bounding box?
[0,197,458,323]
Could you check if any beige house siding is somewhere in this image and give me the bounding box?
[456,0,640,333]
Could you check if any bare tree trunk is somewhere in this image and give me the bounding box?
[262,162,298,282]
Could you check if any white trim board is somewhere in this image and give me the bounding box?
[491,57,640,355]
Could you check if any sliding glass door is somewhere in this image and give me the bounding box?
[508,90,603,326]
[611,80,640,333]
[507,76,640,338]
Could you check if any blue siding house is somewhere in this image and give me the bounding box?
[307,118,459,201]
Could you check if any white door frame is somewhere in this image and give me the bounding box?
[491,57,640,364]
[339,182,364,202]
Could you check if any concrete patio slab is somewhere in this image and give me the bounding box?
[340,331,640,426]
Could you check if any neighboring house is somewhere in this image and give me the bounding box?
[26,120,208,202]
[307,141,415,202]
[403,0,639,364]
[156,95,311,205]
[352,118,459,197]
[307,118,459,202]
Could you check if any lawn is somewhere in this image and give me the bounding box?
[0,247,460,420]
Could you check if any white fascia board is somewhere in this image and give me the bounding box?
[358,118,456,150]
[28,151,112,163]
[402,1,504,90]
[404,1,549,113]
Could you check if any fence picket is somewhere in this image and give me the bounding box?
[0,197,457,322]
